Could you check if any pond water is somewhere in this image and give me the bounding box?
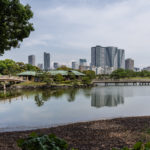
[0,86,150,132]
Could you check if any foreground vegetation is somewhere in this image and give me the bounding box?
[113,142,150,150]
[16,132,150,150]
[17,132,77,150]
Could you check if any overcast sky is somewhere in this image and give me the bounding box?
[1,0,150,68]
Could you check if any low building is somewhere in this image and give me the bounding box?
[91,66,104,75]
[91,66,114,75]
[48,70,85,78]
[17,71,37,81]
[134,67,140,72]
[53,62,59,69]
[18,70,85,81]
[143,66,150,71]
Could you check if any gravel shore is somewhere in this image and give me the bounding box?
[1,116,150,150]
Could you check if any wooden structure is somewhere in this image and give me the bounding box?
[92,79,150,86]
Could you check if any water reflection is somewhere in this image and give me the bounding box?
[91,87,124,108]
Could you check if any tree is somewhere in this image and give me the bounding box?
[54,74,64,83]
[38,72,52,85]
[0,0,34,55]
[57,66,71,71]
[83,70,96,80]
[82,76,91,85]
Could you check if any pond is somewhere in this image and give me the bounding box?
[0,86,150,132]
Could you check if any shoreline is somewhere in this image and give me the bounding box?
[2,116,150,149]
[9,83,94,90]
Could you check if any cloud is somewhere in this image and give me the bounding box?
[23,34,54,47]
[2,0,150,68]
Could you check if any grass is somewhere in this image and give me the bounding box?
[122,77,150,80]
[17,81,46,86]
[16,81,83,87]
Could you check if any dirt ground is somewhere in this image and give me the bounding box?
[1,116,150,150]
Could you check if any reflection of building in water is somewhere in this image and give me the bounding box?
[91,87,124,108]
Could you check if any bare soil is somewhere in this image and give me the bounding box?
[1,116,150,150]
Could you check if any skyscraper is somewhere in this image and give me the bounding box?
[79,59,87,66]
[105,47,118,69]
[28,55,35,66]
[72,61,78,70]
[91,45,125,69]
[125,58,134,70]
[118,49,125,69]
[44,52,50,71]
[91,46,105,67]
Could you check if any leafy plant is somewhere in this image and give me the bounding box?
[112,141,150,150]
[17,132,74,150]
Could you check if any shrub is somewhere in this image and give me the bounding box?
[17,132,77,150]
[112,141,150,150]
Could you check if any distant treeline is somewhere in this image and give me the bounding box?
[110,69,150,79]
[0,59,40,75]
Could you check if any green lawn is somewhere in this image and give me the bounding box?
[17,81,46,86]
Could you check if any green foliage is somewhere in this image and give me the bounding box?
[110,69,150,79]
[57,66,71,71]
[0,59,39,75]
[83,70,96,80]
[82,76,91,85]
[112,141,150,150]
[54,74,64,83]
[17,132,76,150]
[37,72,52,85]
[62,80,72,84]
[0,0,34,54]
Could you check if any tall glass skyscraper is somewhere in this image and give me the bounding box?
[91,46,105,67]
[91,45,125,69]
[44,52,50,71]
[105,47,118,69]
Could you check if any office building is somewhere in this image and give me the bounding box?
[72,62,78,70]
[118,49,125,69]
[105,47,118,69]
[37,64,43,70]
[143,67,150,71]
[134,67,140,72]
[79,59,87,66]
[44,52,50,71]
[53,62,59,69]
[125,58,134,70]
[91,45,125,69]
[28,55,35,66]
[91,46,105,67]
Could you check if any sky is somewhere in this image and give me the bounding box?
[1,0,150,68]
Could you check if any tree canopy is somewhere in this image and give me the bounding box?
[0,0,34,54]
[0,59,40,75]
[110,69,150,79]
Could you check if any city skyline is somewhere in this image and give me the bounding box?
[1,0,150,68]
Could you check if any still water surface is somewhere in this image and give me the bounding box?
[0,86,150,132]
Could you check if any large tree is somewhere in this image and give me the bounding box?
[0,0,34,55]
